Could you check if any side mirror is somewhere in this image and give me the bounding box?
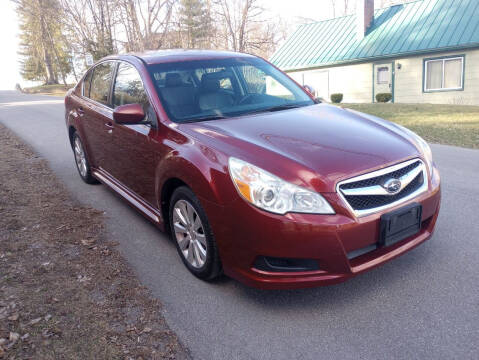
[113,103,145,125]
[303,84,316,97]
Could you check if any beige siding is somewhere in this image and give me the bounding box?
[395,49,479,105]
[287,63,372,103]
[285,48,479,105]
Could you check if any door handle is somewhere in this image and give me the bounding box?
[77,107,84,116]
[105,122,114,134]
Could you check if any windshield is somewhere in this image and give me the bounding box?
[147,57,314,123]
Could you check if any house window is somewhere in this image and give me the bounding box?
[424,56,464,92]
[377,67,389,84]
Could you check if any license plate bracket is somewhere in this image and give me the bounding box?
[379,203,422,247]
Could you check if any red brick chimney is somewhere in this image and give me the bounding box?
[357,0,374,40]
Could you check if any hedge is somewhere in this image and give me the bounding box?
[330,93,343,103]
[375,93,392,103]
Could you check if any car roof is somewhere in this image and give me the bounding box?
[109,49,256,65]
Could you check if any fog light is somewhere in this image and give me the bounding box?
[253,256,320,272]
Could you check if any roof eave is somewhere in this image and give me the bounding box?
[282,43,479,72]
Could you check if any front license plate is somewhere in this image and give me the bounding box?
[379,203,422,247]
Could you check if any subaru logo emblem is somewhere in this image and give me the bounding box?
[382,178,402,194]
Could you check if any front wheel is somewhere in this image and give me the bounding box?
[72,133,98,184]
[169,186,222,280]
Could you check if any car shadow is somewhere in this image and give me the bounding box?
[96,177,440,312]
[225,242,433,310]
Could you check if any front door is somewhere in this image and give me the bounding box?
[373,62,394,103]
[108,61,159,207]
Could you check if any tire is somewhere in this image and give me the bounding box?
[169,186,222,280]
[72,132,98,184]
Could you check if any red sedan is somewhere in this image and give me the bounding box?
[65,50,441,289]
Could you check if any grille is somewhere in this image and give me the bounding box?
[338,159,427,216]
[340,161,421,190]
[344,173,423,210]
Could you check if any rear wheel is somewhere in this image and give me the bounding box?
[169,186,222,280]
[72,133,98,184]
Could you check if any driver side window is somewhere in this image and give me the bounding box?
[113,62,149,109]
[113,62,156,125]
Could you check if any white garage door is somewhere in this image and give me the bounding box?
[287,72,303,85]
[303,71,330,100]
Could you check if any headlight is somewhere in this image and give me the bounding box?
[416,134,433,165]
[228,157,335,215]
[398,125,433,171]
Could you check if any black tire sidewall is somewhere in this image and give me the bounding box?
[169,186,221,280]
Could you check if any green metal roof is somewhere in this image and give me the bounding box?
[270,0,479,71]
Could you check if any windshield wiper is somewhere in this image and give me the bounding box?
[249,103,306,115]
[180,103,309,122]
[181,115,229,123]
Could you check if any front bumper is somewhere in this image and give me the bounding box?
[202,166,441,290]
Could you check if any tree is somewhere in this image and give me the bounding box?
[15,0,72,84]
[59,0,175,68]
[213,0,281,57]
[117,0,176,52]
[330,0,352,17]
[60,0,117,61]
[178,0,212,48]
[16,0,288,83]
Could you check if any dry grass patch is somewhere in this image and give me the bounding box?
[345,103,479,149]
[21,84,74,97]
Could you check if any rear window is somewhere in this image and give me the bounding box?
[90,62,116,106]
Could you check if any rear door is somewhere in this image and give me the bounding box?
[80,61,116,169]
[108,61,159,206]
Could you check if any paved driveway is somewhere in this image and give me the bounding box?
[1,91,478,359]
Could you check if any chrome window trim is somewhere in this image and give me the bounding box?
[336,158,428,218]
[86,98,115,113]
[81,74,86,97]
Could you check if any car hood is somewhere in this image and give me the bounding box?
[179,104,422,192]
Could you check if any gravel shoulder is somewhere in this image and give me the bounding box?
[0,124,189,359]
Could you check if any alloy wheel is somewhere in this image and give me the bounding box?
[172,199,207,268]
[74,137,87,178]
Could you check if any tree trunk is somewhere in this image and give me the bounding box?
[38,0,57,84]
[41,39,56,84]
[45,20,68,86]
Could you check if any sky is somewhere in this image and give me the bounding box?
[268,0,336,24]
[0,0,23,90]
[0,0,341,90]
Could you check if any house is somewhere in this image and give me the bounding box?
[270,0,479,105]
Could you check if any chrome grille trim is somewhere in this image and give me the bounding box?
[336,159,428,217]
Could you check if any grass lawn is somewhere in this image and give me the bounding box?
[344,103,479,149]
[22,84,74,96]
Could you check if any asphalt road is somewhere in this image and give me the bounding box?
[1,91,478,360]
